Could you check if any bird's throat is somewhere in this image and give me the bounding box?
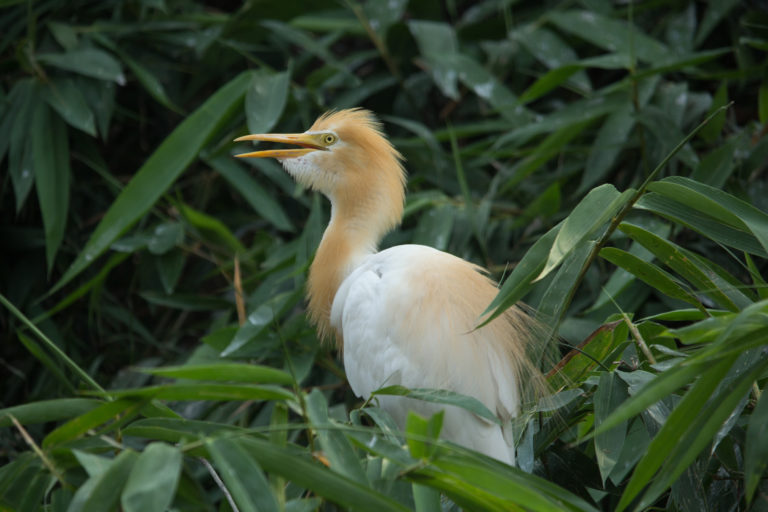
[306,208,384,347]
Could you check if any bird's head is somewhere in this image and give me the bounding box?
[235,108,406,231]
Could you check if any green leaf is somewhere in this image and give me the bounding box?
[411,204,455,251]
[208,156,294,231]
[590,358,711,439]
[306,389,369,485]
[415,453,599,512]
[362,0,407,39]
[631,355,768,510]
[177,202,245,254]
[615,355,737,511]
[636,193,767,257]
[536,240,595,326]
[511,24,590,93]
[698,81,728,143]
[139,362,294,384]
[121,443,182,512]
[374,385,500,425]
[3,80,36,213]
[48,22,78,50]
[501,120,593,193]
[92,33,181,113]
[68,450,137,512]
[155,248,185,294]
[580,103,634,192]
[37,48,125,84]
[594,372,629,484]
[496,94,625,147]
[261,21,357,82]
[549,321,627,389]
[484,223,561,323]
[405,410,444,460]
[122,417,244,443]
[236,436,410,511]
[245,70,290,134]
[599,247,703,308]
[41,77,96,136]
[745,387,768,504]
[537,185,631,281]
[73,450,112,477]
[206,438,279,512]
[695,0,741,46]
[98,383,294,401]
[690,135,742,188]
[138,291,232,311]
[647,176,768,255]
[0,399,100,428]
[43,398,144,448]
[52,70,256,293]
[146,222,184,255]
[31,101,70,272]
[618,222,751,311]
[407,21,464,100]
[548,10,670,63]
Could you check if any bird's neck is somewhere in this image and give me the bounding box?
[307,196,398,347]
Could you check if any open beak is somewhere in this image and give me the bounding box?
[234,133,324,159]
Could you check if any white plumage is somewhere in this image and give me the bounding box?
[235,109,546,465]
[331,244,520,464]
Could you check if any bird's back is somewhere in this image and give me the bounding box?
[330,244,544,464]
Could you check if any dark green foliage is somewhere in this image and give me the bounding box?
[1,0,767,510]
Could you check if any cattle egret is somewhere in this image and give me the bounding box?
[235,109,547,465]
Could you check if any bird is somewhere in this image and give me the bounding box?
[234,108,547,465]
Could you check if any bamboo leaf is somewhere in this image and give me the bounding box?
[484,223,562,324]
[306,389,369,484]
[537,185,631,281]
[31,101,70,272]
[0,399,100,428]
[236,436,411,511]
[374,386,500,425]
[594,372,629,484]
[600,247,703,308]
[208,156,294,231]
[245,70,290,134]
[206,438,279,512]
[745,386,768,504]
[618,222,751,311]
[648,176,768,255]
[41,77,96,136]
[139,363,294,384]
[616,355,737,511]
[52,71,256,293]
[121,443,182,512]
[38,48,125,84]
[68,450,138,512]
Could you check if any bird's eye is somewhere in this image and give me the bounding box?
[323,134,337,145]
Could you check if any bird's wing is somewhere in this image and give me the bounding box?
[330,244,523,421]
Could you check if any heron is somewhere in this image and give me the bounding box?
[235,108,547,465]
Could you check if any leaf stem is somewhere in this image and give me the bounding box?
[623,313,656,364]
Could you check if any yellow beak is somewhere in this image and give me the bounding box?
[234,133,324,159]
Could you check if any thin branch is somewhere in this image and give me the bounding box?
[10,415,69,487]
[234,254,246,326]
[200,456,239,512]
[623,313,656,365]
